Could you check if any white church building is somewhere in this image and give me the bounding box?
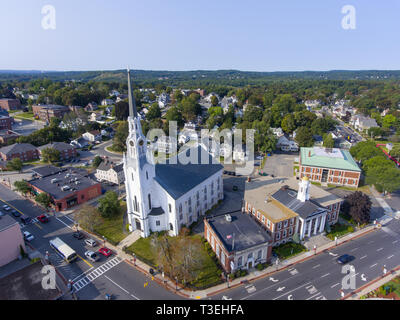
[123,70,224,238]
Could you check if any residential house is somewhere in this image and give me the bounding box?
[95,160,124,184]
[0,130,20,145]
[351,115,379,131]
[276,135,299,152]
[70,137,89,148]
[158,93,170,109]
[82,130,102,142]
[88,112,103,122]
[84,102,98,112]
[32,104,70,122]
[101,99,114,106]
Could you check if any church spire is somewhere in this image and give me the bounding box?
[127,68,137,118]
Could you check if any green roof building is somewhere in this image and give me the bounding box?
[299,147,361,188]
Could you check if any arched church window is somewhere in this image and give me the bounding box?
[148,194,152,209]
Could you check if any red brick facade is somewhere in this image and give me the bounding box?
[299,165,360,188]
[0,99,21,111]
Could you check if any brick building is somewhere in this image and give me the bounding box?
[0,143,39,161]
[204,211,271,273]
[244,176,342,245]
[38,142,77,161]
[299,147,361,188]
[0,99,21,111]
[0,130,20,145]
[28,166,101,211]
[0,115,13,130]
[32,104,70,122]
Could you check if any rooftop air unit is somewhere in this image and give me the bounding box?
[225,214,232,222]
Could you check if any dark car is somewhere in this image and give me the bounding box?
[337,254,354,264]
[11,210,21,217]
[73,232,85,240]
[21,216,32,224]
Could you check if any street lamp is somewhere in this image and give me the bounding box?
[102,236,106,248]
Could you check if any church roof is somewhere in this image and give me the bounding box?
[155,145,223,200]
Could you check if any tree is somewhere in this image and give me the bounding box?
[115,101,129,120]
[75,204,103,233]
[112,121,129,152]
[350,141,382,162]
[281,114,296,133]
[6,158,23,172]
[342,192,371,224]
[382,114,397,129]
[35,192,52,209]
[92,156,103,168]
[295,127,314,147]
[210,95,219,106]
[146,103,161,121]
[14,180,31,195]
[41,148,60,163]
[323,134,335,148]
[98,191,121,218]
[243,105,263,123]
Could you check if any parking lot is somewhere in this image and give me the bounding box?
[262,151,297,178]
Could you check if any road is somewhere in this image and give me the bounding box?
[211,219,400,300]
[0,183,180,300]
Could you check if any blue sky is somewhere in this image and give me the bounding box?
[1,0,400,71]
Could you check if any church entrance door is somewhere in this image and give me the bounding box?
[135,219,141,231]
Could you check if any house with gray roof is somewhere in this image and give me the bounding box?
[95,159,124,185]
[0,143,39,162]
[204,211,272,273]
[38,142,77,161]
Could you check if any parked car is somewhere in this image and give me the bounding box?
[98,247,112,257]
[23,231,34,242]
[3,205,10,211]
[85,238,97,247]
[85,250,100,262]
[337,254,354,264]
[37,214,49,223]
[73,232,85,240]
[11,210,21,217]
[21,216,32,224]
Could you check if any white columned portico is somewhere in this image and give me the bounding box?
[307,220,311,237]
[319,214,327,233]
[300,218,306,239]
[314,217,319,235]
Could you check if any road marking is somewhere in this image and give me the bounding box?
[377,248,383,252]
[392,240,398,244]
[306,292,323,300]
[104,275,140,300]
[321,273,330,278]
[360,255,367,260]
[272,282,312,300]
[72,257,122,292]
[55,217,73,230]
[77,254,93,268]
[370,263,377,268]
[63,215,75,223]
[387,255,394,259]
[34,223,43,230]
[350,247,358,252]
[245,284,256,293]
[306,285,318,294]
[312,264,320,269]
[71,267,94,282]
[331,283,340,288]
[288,268,298,275]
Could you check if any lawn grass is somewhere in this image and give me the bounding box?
[293,166,299,176]
[326,223,354,240]
[14,112,35,120]
[272,242,307,260]
[93,202,127,245]
[126,233,222,289]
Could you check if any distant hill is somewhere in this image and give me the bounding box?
[1,69,400,85]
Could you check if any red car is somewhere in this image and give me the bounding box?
[98,247,112,257]
[37,214,49,223]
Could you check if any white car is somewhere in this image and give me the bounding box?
[23,231,34,242]
[85,238,97,247]
[3,205,10,211]
[84,250,99,262]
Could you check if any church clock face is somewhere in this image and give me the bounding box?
[139,139,144,146]
[130,140,134,147]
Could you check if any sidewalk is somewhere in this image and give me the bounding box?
[81,222,377,299]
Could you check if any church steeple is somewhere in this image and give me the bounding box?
[127,68,138,118]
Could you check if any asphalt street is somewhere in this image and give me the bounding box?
[0,183,180,300]
[211,219,400,300]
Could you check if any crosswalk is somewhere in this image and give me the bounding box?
[73,257,122,292]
